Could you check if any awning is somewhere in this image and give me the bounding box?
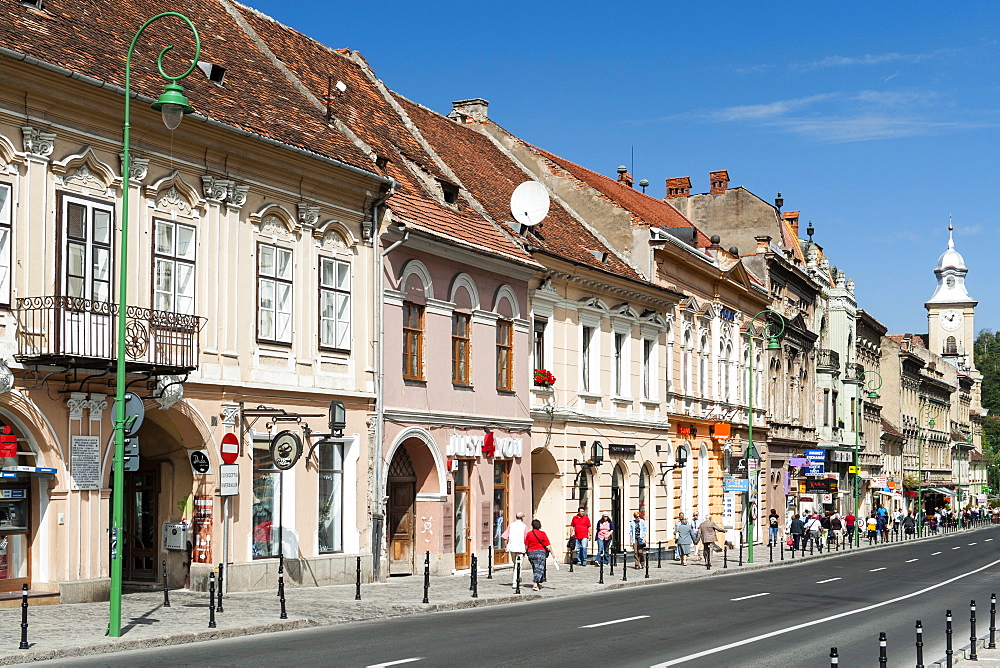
[876,490,903,498]
[924,486,954,496]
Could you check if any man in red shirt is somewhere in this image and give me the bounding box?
[844,512,856,545]
[570,507,591,566]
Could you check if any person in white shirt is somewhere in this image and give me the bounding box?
[503,512,528,591]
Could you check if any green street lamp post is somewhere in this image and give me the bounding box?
[853,369,882,546]
[916,403,939,539]
[746,309,784,563]
[111,13,200,638]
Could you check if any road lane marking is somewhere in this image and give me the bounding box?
[953,547,962,550]
[932,551,942,555]
[906,559,919,563]
[970,543,978,545]
[731,593,770,601]
[367,659,423,668]
[651,557,1000,667]
[986,539,994,542]
[869,567,886,572]
[580,615,650,628]
[816,578,841,584]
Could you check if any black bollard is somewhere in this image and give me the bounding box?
[422,551,430,603]
[780,538,784,561]
[645,551,650,579]
[970,600,978,661]
[515,555,522,595]
[217,562,225,613]
[599,559,604,584]
[657,541,662,569]
[610,548,615,576]
[830,646,838,667]
[916,620,925,668]
[162,560,171,608]
[946,609,954,668]
[989,594,996,649]
[471,555,478,599]
[208,571,217,628]
[18,583,28,649]
[470,555,475,591]
[355,556,362,601]
[277,562,287,620]
[769,541,773,562]
[569,543,574,573]
[724,542,728,568]
[622,550,628,582]
[878,631,887,667]
[487,545,493,579]
[739,537,743,566]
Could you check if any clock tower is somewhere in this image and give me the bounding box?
[925,224,976,371]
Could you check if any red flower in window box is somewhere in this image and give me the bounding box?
[533,368,556,387]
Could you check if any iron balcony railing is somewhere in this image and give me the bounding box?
[14,296,205,374]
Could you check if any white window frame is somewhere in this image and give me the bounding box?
[60,193,114,303]
[257,242,293,344]
[614,330,628,397]
[319,255,351,351]
[581,325,595,393]
[642,337,657,400]
[0,182,11,306]
[152,218,196,315]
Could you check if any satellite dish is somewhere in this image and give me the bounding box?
[510,181,549,226]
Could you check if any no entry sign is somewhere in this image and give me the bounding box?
[220,432,239,465]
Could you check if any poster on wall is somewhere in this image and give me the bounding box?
[70,435,101,490]
[192,496,213,563]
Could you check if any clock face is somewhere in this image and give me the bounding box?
[941,309,963,332]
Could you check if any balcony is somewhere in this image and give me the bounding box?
[14,296,205,375]
[816,348,840,372]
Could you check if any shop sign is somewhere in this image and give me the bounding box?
[723,477,750,492]
[849,465,860,474]
[608,444,636,455]
[872,477,888,488]
[803,478,839,494]
[192,496,213,563]
[728,456,748,475]
[821,494,833,504]
[722,492,736,530]
[189,449,213,475]
[447,434,522,458]
[0,427,16,457]
[748,458,760,472]
[70,435,101,491]
[805,449,826,461]
[904,491,918,498]
[789,458,808,467]
[806,463,825,476]
[678,426,699,437]
[830,450,853,463]
[0,490,24,499]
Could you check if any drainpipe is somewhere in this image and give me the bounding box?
[371,185,401,581]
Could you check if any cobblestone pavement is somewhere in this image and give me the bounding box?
[0,524,993,664]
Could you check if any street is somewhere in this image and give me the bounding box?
[44,526,1000,667]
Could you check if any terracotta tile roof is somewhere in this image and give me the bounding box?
[881,417,904,438]
[0,0,376,174]
[526,146,713,248]
[780,220,806,263]
[888,334,929,349]
[394,95,644,280]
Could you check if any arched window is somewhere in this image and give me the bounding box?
[611,464,626,551]
[945,336,957,355]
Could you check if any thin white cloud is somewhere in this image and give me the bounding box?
[773,115,986,143]
[792,50,947,72]
[709,94,836,122]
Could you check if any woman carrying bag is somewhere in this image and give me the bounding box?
[674,515,697,566]
[524,519,552,591]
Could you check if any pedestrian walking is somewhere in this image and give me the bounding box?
[673,513,687,561]
[502,512,527,591]
[570,507,591,566]
[767,509,781,547]
[628,512,647,569]
[804,513,822,551]
[524,519,551,591]
[788,513,805,551]
[674,515,697,566]
[844,511,856,544]
[830,513,842,545]
[903,511,916,536]
[697,515,722,569]
[866,515,878,544]
[595,512,613,565]
[876,513,888,543]
[690,511,702,562]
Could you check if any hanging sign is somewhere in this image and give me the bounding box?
[830,450,853,463]
[806,463,825,476]
[189,449,212,475]
[270,431,302,470]
[806,449,826,461]
[723,477,750,492]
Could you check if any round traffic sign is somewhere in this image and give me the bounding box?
[220,432,239,465]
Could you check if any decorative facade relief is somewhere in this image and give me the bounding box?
[259,214,292,240]
[201,175,233,204]
[21,126,55,158]
[119,153,149,183]
[147,171,203,217]
[86,393,107,421]
[67,392,88,420]
[226,183,249,211]
[155,375,185,409]
[297,203,320,230]
[221,402,240,427]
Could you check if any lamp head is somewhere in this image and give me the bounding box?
[151,81,194,130]
[676,445,688,468]
[591,441,604,466]
[766,336,781,350]
[867,390,880,400]
[328,399,346,434]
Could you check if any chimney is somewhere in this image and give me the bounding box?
[665,176,691,199]
[783,210,800,238]
[448,98,489,124]
[709,170,729,194]
[616,165,634,189]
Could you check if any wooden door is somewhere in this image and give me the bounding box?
[388,481,415,575]
[453,461,471,569]
[123,468,158,581]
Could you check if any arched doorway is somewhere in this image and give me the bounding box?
[387,447,417,576]
[530,448,559,519]
[639,463,654,540]
[611,464,626,552]
[698,443,709,520]
[680,443,693,520]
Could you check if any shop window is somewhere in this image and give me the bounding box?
[319,256,351,351]
[492,462,510,553]
[153,219,196,314]
[402,302,425,380]
[257,243,293,344]
[318,441,344,553]
[496,319,513,391]
[252,439,280,558]
[452,312,471,385]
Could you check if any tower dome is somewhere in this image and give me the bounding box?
[926,224,974,305]
[934,226,966,271]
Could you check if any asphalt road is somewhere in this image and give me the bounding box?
[48,526,1000,668]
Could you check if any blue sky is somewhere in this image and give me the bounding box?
[247,0,1000,337]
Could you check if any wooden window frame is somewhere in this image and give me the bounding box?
[402,301,425,381]
[496,319,514,391]
[452,312,472,385]
[0,181,12,308]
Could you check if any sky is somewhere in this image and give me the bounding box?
[245,0,1000,337]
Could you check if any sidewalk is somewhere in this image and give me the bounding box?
[2,522,995,665]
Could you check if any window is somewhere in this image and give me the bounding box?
[945,336,957,355]
[402,302,424,380]
[823,389,830,426]
[533,318,547,371]
[642,339,654,399]
[496,319,514,391]
[832,390,839,426]
[319,256,351,350]
[582,325,594,392]
[0,182,10,306]
[698,334,708,398]
[682,331,692,395]
[257,243,293,344]
[61,194,113,302]
[153,219,195,314]
[452,312,471,384]
[614,332,626,396]
[318,440,344,553]
[252,439,280,558]
[850,397,856,432]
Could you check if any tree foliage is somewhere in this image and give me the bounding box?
[974,329,1000,413]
